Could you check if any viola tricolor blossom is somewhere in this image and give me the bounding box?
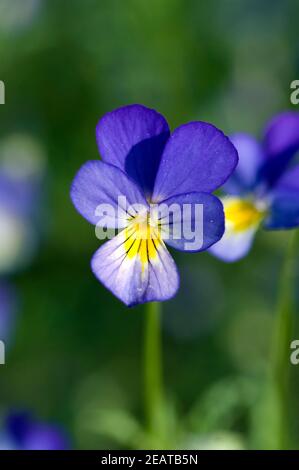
[0,411,68,450]
[210,111,299,262]
[71,104,238,306]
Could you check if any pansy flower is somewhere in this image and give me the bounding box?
[71,104,238,306]
[209,112,299,262]
[0,411,68,450]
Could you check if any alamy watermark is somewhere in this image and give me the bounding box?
[0,340,5,365]
[94,196,205,251]
[290,340,299,365]
[0,80,5,104]
[290,80,299,105]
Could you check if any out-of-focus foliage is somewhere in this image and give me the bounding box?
[1,0,299,449]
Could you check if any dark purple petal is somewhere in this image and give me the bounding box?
[152,122,238,201]
[5,412,31,445]
[91,231,179,306]
[264,190,299,229]
[156,192,224,252]
[274,163,299,192]
[259,112,299,187]
[6,412,68,450]
[96,104,170,196]
[224,133,265,195]
[264,165,299,229]
[264,111,299,158]
[70,160,148,226]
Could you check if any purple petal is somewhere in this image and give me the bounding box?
[70,161,148,226]
[96,104,170,196]
[91,230,179,306]
[224,133,265,195]
[6,412,68,450]
[265,192,299,229]
[275,163,299,192]
[259,112,299,187]
[264,111,299,158]
[22,425,68,450]
[5,412,32,445]
[152,122,238,201]
[155,192,224,252]
[264,165,299,229]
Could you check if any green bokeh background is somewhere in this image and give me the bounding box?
[1,0,299,449]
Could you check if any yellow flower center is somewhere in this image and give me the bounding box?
[224,198,265,232]
[124,210,161,269]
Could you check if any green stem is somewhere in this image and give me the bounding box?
[144,302,164,441]
[270,229,298,449]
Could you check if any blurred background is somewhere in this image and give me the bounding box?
[0,0,299,450]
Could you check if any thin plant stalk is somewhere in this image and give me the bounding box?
[270,229,298,449]
[144,301,165,446]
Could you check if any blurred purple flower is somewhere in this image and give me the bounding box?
[0,134,46,274]
[71,104,238,306]
[0,282,18,344]
[0,412,69,450]
[210,112,299,262]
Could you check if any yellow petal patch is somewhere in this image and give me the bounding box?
[224,197,265,232]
